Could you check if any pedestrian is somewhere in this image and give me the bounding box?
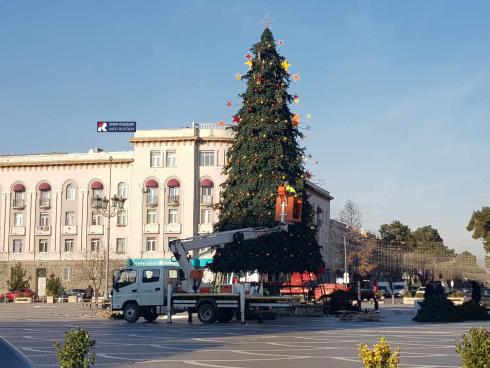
[94,289,99,304]
[470,280,481,304]
[85,285,93,302]
[424,280,434,299]
[434,282,444,296]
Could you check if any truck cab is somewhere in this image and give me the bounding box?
[111,265,181,322]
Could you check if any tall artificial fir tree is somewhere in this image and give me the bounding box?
[211,25,324,276]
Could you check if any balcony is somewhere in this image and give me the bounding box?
[12,200,25,209]
[62,225,78,235]
[35,226,51,235]
[165,223,182,233]
[146,196,158,207]
[38,198,51,209]
[36,252,51,261]
[144,224,160,234]
[168,195,180,207]
[198,223,213,234]
[88,225,104,235]
[10,226,25,236]
[201,195,213,206]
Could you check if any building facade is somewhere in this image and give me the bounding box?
[0,123,333,295]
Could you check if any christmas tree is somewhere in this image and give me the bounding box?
[211,24,324,276]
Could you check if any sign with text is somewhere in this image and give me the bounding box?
[97,122,136,132]
[128,258,213,267]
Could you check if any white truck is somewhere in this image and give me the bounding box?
[392,281,408,297]
[111,186,302,324]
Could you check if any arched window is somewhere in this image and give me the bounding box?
[66,184,76,200]
[118,182,128,199]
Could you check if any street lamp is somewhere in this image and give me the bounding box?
[91,156,126,300]
[342,233,350,288]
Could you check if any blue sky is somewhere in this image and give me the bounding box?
[1,1,489,257]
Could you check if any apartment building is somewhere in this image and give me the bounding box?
[0,123,333,295]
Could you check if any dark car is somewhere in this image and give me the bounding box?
[57,289,85,301]
[1,289,35,302]
[479,288,490,309]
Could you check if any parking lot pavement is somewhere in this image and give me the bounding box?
[0,303,486,367]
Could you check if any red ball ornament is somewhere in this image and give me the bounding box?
[255,137,259,140]
[237,159,241,163]
[275,176,279,179]
[249,179,253,182]
[272,104,275,107]
[259,190,262,193]
[232,215,235,218]
[228,178,232,182]
[263,198,267,201]
[253,123,257,127]
[266,175,269,178]
[273,140,276,143]
[275,165,279,169]
[276,84,279,87]
[254,158,258,162]
[242,193,245,196]
[261,214,264,217]
[262,66,265,69]
[248,107,252,112]
[254,89,258,92]
[231,253,234,256]
[296,181,299,184]
[235,203,239,207]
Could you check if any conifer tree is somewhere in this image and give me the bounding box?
[211,28,323,275]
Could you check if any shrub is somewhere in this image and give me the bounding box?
[54,328,96,368]
[458,301,490,321]
[449,291,465,298]
[403,291,412,298]
[7,262,31,291]
[46,273,62,296]
[456,328,490,368]
[358,336,401,367]
[413,296,463,322]
[415,292,425,298]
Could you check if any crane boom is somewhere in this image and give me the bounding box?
[169,224,288,292]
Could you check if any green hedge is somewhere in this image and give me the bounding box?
[414,296,489,322]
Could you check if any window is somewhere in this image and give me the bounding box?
[66,184,76,200]
[116,238,126,253]
[14,213,23,226]
[168,209,178,224]
[151,152,161,167]
[117,210,127,226]
[199,152,215,166]
[201,186,212,204]
[142,269,160,283]
[15,191,24,202]
[168,187,179,203]
[63,267,72,282]
[115,269,136,288]
[65,211,75,226]
[64,239,74,253]
[92,212,102,225]
[39,239,48,253]
[168,269,178,279]
[201,209,212,224]
[147,209,157,224]
[13,240,22,253]
[91,239,100,252]
[147,238,156,252]
[40,213,49,227]
[93,189,102,199]
[148,187,158,205]
[118,182,128,199]
[166,151,176,167]
[40,190,50,205]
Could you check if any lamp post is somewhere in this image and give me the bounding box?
[342,233,349,288]
[91,156,126,300]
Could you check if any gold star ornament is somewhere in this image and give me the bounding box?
[235,73,241,80]
[281,60,291,71]
[244,60,252,69]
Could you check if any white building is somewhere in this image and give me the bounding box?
[0,123,333,295]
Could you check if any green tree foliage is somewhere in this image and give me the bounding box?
[211,29,323,275]
[46,273,62,296]
[54,328,96,368]
[413,296,463,322]
[456,328,490,368]
[379,221,411,244]
[358,337,401,368]
[6,262,31,291]
[467,207,490,253]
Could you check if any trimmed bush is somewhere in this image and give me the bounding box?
[459,301,490,321]
[456,328,490,367]
[358,336,401,367]
[449,291,465,298]
[413,296,463,322]
[403,291,412,298]
[415,293,424,298]
[54,328,96,368]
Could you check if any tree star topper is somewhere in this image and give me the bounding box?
[260,14,276,30]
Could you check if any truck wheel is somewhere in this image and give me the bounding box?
[123,303,140,323]
[197,303,217,324]
[143,312,158,322]
[217,310,234,323]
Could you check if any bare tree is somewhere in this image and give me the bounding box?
[72,243,126,293]
[336,199,363,232]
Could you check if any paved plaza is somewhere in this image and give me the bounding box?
[0,303,487,367]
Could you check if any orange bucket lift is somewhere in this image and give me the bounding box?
[275,186,302,223]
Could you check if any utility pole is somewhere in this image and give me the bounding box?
[343,234,348,287]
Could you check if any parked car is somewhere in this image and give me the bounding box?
[57,289,85,302]
[1,289,35,302]
[480,288,490,309]
[415,287,426,297]
[392,282,407,297]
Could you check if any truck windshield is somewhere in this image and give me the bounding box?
[115,269,137,288]
[378,286,386,290]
